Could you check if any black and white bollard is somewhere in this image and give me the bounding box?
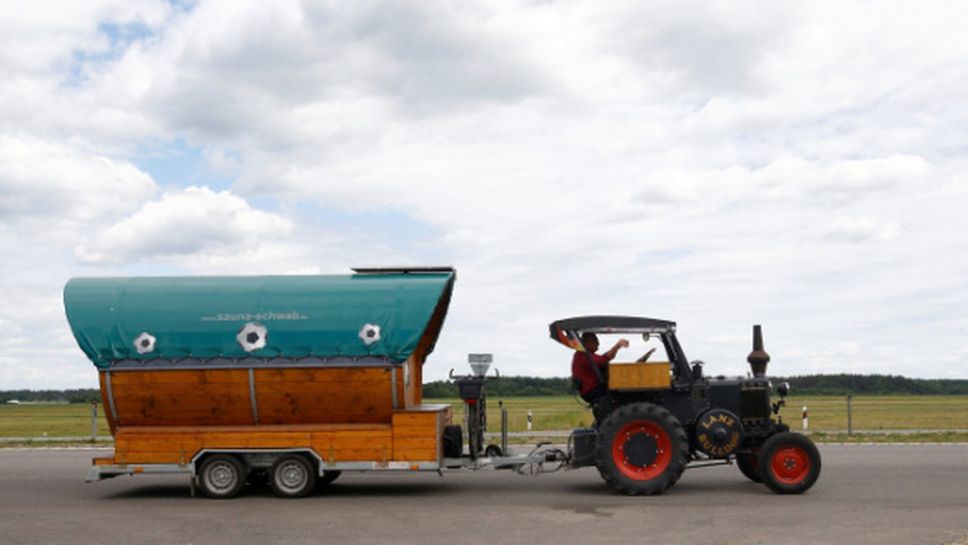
[527,411,533,432]
[801,406,808,431]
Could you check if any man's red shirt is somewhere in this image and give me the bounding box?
[571,351,614,395]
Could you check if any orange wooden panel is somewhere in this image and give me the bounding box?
[608,362,672,390]
[109,424,397,465]
[393,448,437,461]
[115,452,186,464]
[392,407,444,462]
[111,369,249,385]
[99,373,118,433]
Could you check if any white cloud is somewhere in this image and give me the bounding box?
[75,186,293,265]
[2,1,968,388]
[0,135,157,229]
[823,216,901,243]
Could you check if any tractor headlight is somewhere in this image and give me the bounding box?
[777,382,790,398]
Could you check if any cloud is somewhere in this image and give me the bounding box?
[823,216,901,243]
[3,1,968,388]
[0,135,157,229]
[75,186,293,265]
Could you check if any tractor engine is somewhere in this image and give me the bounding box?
[694,325,777,457]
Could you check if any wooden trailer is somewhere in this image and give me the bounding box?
[64,267,460,498]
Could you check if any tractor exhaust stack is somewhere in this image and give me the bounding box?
[747,324,770,378]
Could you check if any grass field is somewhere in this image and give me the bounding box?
[1,395,966,442]
[427,395,968,433]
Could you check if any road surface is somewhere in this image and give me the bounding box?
[0,445,965,545]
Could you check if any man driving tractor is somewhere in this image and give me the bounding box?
[571,333,629,417]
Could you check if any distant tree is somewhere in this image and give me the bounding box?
[421,374,968,397]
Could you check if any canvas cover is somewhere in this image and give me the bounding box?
[64,271,455,368]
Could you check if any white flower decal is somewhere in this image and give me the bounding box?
[359,323,381,346]
[133,332,156,354]
[237,322,267,352]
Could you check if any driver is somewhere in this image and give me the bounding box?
[571,332,629,405]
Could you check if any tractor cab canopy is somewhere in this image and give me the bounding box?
[64,267,455,369]
[549,315,691,383]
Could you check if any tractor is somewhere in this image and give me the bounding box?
[550,316,821,495]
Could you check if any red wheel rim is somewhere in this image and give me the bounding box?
[769,446,811,485]
[611,420,672,480]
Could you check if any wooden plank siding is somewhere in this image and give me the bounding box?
[107,409,451,466]
[393,405,450,462]
[101,367,397,428]
[99,367,450,467]
[112,424,394,465]
[608,362,672,390]
[253,367,394,425]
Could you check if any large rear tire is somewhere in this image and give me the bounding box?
[758,432,821,494]
[197,455,245,499]
[594,403,689,495]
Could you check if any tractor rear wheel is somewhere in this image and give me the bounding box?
[736,449,762,482]
[594,402,689,495]
[758,432,821,494]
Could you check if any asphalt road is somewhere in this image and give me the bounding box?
[0,445,966,545]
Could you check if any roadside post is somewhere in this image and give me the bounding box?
[847,395,853,436]
[499,401,508,455]
[90,402,98,441]
[802,406,808,431]
[527,411,533,432]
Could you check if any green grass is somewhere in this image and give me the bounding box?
[427,394,968,435]
[0,404,110,438]
[2,395,966,444]
[776,395,968,431]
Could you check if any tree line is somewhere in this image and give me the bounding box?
[424,374,968,398]
[3,374,967,403]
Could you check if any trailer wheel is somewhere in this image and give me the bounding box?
[319,470,341,486]
[269,455,317,498]
[442,425,463,458]
[198,455,245,499]
[594,403,688,495]
[758,432,821,494]
[736,450,762,483]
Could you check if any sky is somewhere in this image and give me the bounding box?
[1,0,967,389]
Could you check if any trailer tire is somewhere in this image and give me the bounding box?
[198,455,246,499]
[269,455,317,498]
[594,402,688,495]
[758,432,821,494]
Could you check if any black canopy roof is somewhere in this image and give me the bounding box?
[549,316,676,339]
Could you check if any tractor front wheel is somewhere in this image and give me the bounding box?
[736,449,762,483]
[758,432,821,494]
[594,403,689,495]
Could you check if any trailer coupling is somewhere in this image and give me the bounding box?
[442,442,569,476]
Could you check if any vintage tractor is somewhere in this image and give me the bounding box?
[551,316,821,495]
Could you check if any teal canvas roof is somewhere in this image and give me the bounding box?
[64,270,455,369]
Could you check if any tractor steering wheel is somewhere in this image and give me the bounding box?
[636,347,657,363]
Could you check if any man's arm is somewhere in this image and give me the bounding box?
[603,338,630,360]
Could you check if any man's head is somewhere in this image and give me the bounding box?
[580,332,599,352]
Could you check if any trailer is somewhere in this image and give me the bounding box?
[65,267,817,498]
[64,267,561,498]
